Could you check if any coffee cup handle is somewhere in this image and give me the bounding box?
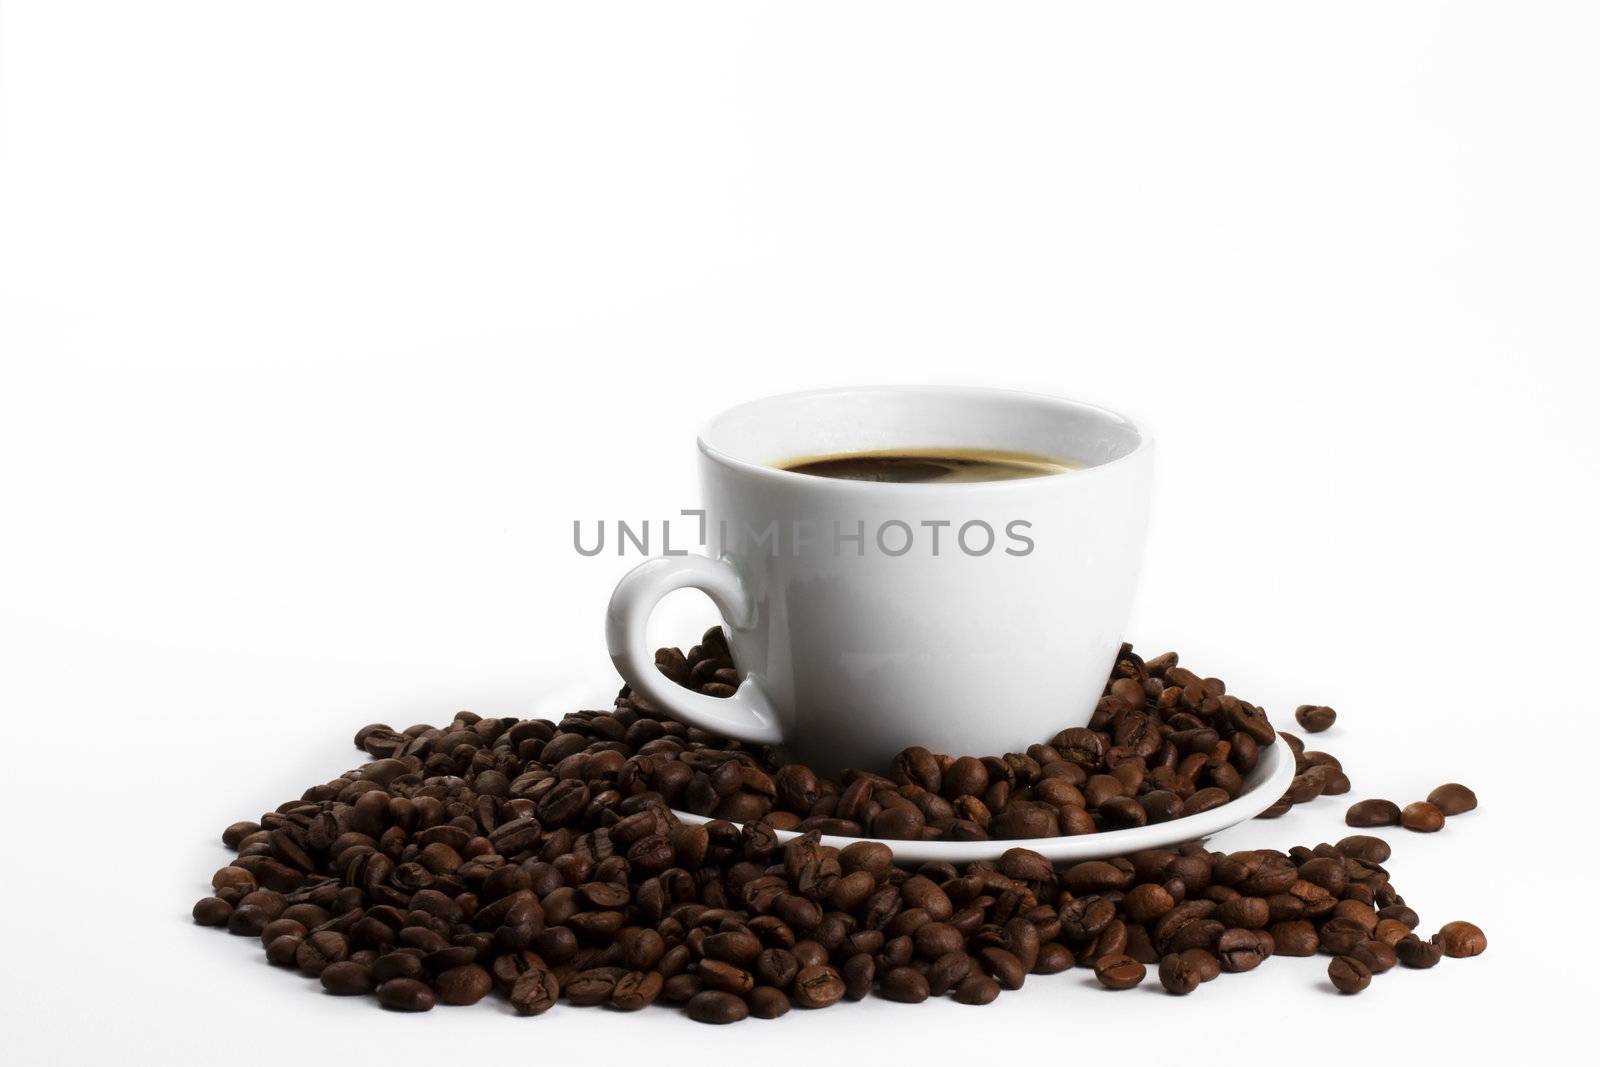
[604,555,783,745]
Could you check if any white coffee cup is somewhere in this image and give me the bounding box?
[605,386,1152,774]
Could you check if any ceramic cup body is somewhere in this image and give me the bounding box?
[605,386,1152,774]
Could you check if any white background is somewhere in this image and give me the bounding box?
[2,2,1595,1062]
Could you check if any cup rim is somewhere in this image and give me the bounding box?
[697,384,1151,493]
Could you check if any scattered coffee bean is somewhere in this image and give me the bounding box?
[1433,921,1487,958]
[1426,783,1477,816]
[1400,801,1445,832]
[1328,955,1371,994]
[1395,936,1443,969]
[1295,705,1336,732]
[1344,799,1401,827]
[1350,940,1397,974]
[192,896,232,926]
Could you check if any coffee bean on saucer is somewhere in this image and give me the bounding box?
[1093,954,1146,990]
[1433,921,1487,957]
[1344,799,1400,827]
[1328,956,1371,994]
[1295,705,1336,732]
[1426,783,1477,816]
[1400,801,1445,832]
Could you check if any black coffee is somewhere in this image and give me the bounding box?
[777,447,1076,483]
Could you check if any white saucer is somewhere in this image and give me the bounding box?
[670,734,1294,864]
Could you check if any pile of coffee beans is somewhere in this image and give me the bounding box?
[655,632,1344,840]
[191,640,1486,1018]
[1346,784,1477,833]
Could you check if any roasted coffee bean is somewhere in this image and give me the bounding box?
[926,951,970,994]
[436,964,493,1006]
[953,974,1001,1005]
[1350,940,1397,974]
[841,953,876,1000]
[1427,783,1477,816]
[1294,705,1336,732]
[1269,921,1319,957]
[1328,955,1371,994]
[1158,953,1201,995]
[1033,942,1075,975]
[979,947,1026,990]
[1318,919,1368,956]
[295,931,349,976]
[879,966,931,1003]
[747,985,790,1019]
[1400,801,1445,832]
[320,961,374,996]
[1178,949,1220,982]
[265,934,303,967]
[566,969,621,1005]
[192,897,232,926]
[755,948,799,989]
[1093,953,1146,990]
[791,964,845,1008]
[1344,799,1401,827]
[611,971,664,1011]
[374,952,425,984]
[1336,835,1391,864]
[1433,921,1487,957]
[510,968,560,1015]
[1216,928,1269,972]
[696,959,754,996]
[687,990,749,1024]
[377,978,436,1012]
[1395,936,1443,969]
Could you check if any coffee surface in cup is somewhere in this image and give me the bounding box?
[777,447,1077,483]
